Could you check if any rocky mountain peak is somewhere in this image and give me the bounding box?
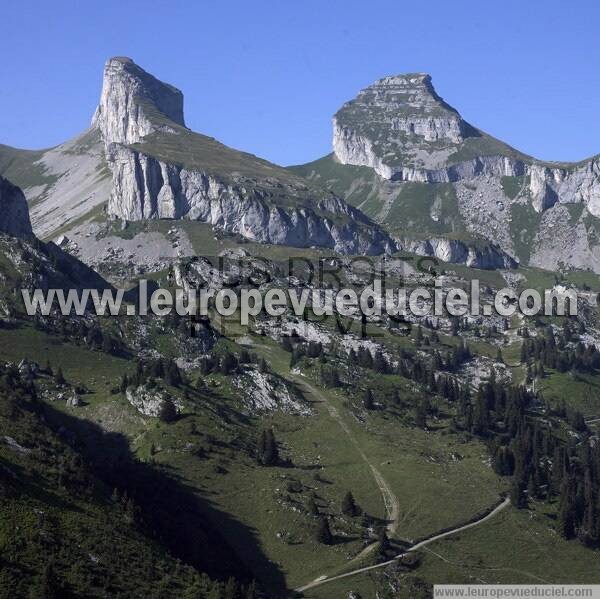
[333,73,487,176]
[355,72,458,116]
[92,57,185,145]
[0,176,33,238]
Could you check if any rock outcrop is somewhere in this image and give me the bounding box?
[397,237,518,270]
[301,72,600,272]
[333,73,490,175]
[126,385,181,418]
[92,57,394,255]
[529,160,600,216]
[92,57,185,145]
[106,144,393,254]
[0,176,33,238]
[333,73,600,217]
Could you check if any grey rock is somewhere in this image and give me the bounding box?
[92,56,185,146]
[332,73,600,215]
[126,385,169,417]
[66,392,81,408]
[94,58,394,255]
[397,237,517,270]
[323,72,600,272]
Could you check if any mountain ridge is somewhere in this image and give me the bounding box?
[293,72,600,272]
[0,57,395,257]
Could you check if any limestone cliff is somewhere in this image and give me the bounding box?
[332,73,600,218]
[92,57,185,145]
[297,72,600,272]
[106,144,393,254]
[93,57,394,255]
[397,237,517,270]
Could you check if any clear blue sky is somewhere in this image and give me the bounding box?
[2,0,599,165]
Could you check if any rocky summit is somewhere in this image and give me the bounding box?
[92,56,186,146]
[0,57,394,260]
[93,57,393,256]
[1,59,599,272]
[293,73,600,272]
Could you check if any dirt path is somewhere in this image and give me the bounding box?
[295,496,510,593]
[289,376,400,538]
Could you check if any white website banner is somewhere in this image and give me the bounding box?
[434,586,600,599]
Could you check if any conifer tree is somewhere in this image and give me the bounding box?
[55,367,65,386]
[341,491,359,517]
[363,389,375,410]
[377,527,390,555]
[159,399,178,423]
[316,516,333,545]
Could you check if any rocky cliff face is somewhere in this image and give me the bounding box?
[397,237,517,270]
[333,73,483,173]
[92,57,185,145]
[529,160,600,215]
[333,74,600,218]
[313,73,600,272]
[93,57,393,255]
[0,176,33,238]
[106,144,393,254]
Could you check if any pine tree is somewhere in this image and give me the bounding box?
[54,367,65,386]
[510,478,527,509]
[471,394,490,436]
[581,468,598,545]
[166,360,183,386]
[223,577,241,599]
[244,580,257,599]
[341,491,359,517]
[377,527,390,556]
[415,399,428,428]
[363,389,375,410]
[159,399,178,423]
[316,516,333,545]
[257,429,279,466]
[557,477,576,539]
[373,351,388,373]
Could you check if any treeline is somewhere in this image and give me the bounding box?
[32,314,124,355]
[199,348,268,376]
[464,367,598,547]
[520,323,600,374]
[0,364,257,598]
[120,357,184,390]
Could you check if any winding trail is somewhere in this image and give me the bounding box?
[254,341,400,541]
[289,376,400,539]
[295,496,510,594]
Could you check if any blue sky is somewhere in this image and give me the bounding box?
[1,0,598,165]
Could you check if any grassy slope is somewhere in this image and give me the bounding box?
[307,503,600,598]
[0,144,58,189]
[0,381,219,598]
[128,101,339,214]
[2,227,600,594]
[2,305,600,595]
[291,155,475,241]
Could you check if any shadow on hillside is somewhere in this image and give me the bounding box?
[41,402,289,597]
